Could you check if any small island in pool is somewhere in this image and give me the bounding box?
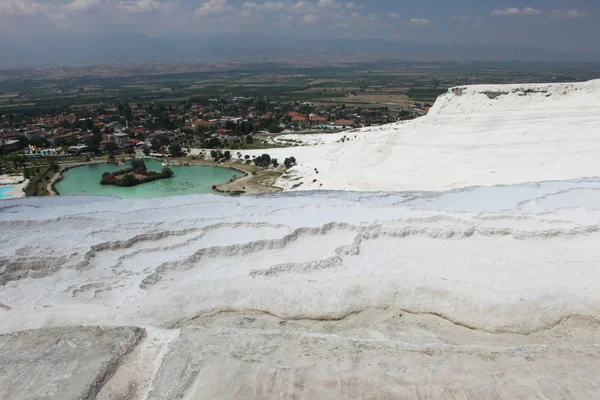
[100,159,173,187]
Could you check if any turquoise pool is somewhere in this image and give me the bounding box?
[55,159,241,199]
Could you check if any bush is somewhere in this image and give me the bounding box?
[23,168,31,179]
[49,162,60,172]
[169,143,183,157]
[161,167,174,178]
[284,156,297,168]
[102,172,110,178]
[121,174,136,187]
[224,151,231,161]
[254,154,272,168]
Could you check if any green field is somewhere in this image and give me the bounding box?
[1,61,600,113]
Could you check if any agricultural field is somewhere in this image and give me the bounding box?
[1,61,600,113]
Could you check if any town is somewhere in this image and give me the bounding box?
[0,96,426,160]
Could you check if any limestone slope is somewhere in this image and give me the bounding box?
[254,79,600,191]
[2,181,600,398]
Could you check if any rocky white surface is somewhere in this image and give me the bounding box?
[235,80,600,192]
[2,180,600,398]
[3,80,600,399]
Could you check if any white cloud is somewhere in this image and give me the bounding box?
[119,0,168,14]
[408,18,431,26]
[243,1,283,11]
[64,0,103,12]
[265,2,284,11]
[0,0,46,16]
[491,7,591,20]
[449,15,471,22]
[491,7,543,16]
[195,0,234,17]
[344,2,354,9]
[303,13,319,23]
[317,0,341,9]
[387,12,400,19]
[549,9,592,19]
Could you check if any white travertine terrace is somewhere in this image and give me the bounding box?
[3,81,600,399]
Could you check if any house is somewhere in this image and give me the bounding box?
[24,130,44,139]
[310,115,328,123]
[113,132,130,148]
[0,139,20,154]
[193,120,212,128]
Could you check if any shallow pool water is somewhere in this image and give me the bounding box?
[55,159,240,199]
[0,186,16,200]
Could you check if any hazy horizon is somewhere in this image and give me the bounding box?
[1,0,599,67]
[1,1,598,49]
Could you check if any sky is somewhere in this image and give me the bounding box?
[0,0,598,53]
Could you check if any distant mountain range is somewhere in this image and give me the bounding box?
[1,33,600,68]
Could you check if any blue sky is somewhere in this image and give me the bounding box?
[0,0,597,52]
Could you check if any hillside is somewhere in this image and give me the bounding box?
[2,34,600,68]
[260,79,600,192]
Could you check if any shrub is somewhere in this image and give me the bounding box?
[161,167,174,178]
[49,162,60,172]
[121,174,136,187]
[169,143,183,157]
[284,157,297,168]
[253,154,273,168]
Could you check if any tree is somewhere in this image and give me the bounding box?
[246,134,254,144]
[151,139,161,151]
[159,135,171,146]
[121,174,136,187]
[8,154,25,169]
[161,167,174,178]
[49,162,60,172]
[271,158,279,167]
[131,159,147,170]
[284,156,297,168]
[23,167,31,179]
[254,153,272,168]
[210,150,218,160]
[104,142,118,153]
[169,143,183,157]
[223,150,231,161]
[142,146,151,156]
[268,125,283,134]
[204,137,222,149]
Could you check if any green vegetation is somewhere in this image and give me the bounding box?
[100,160,173,186]
[3,61,597,116]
